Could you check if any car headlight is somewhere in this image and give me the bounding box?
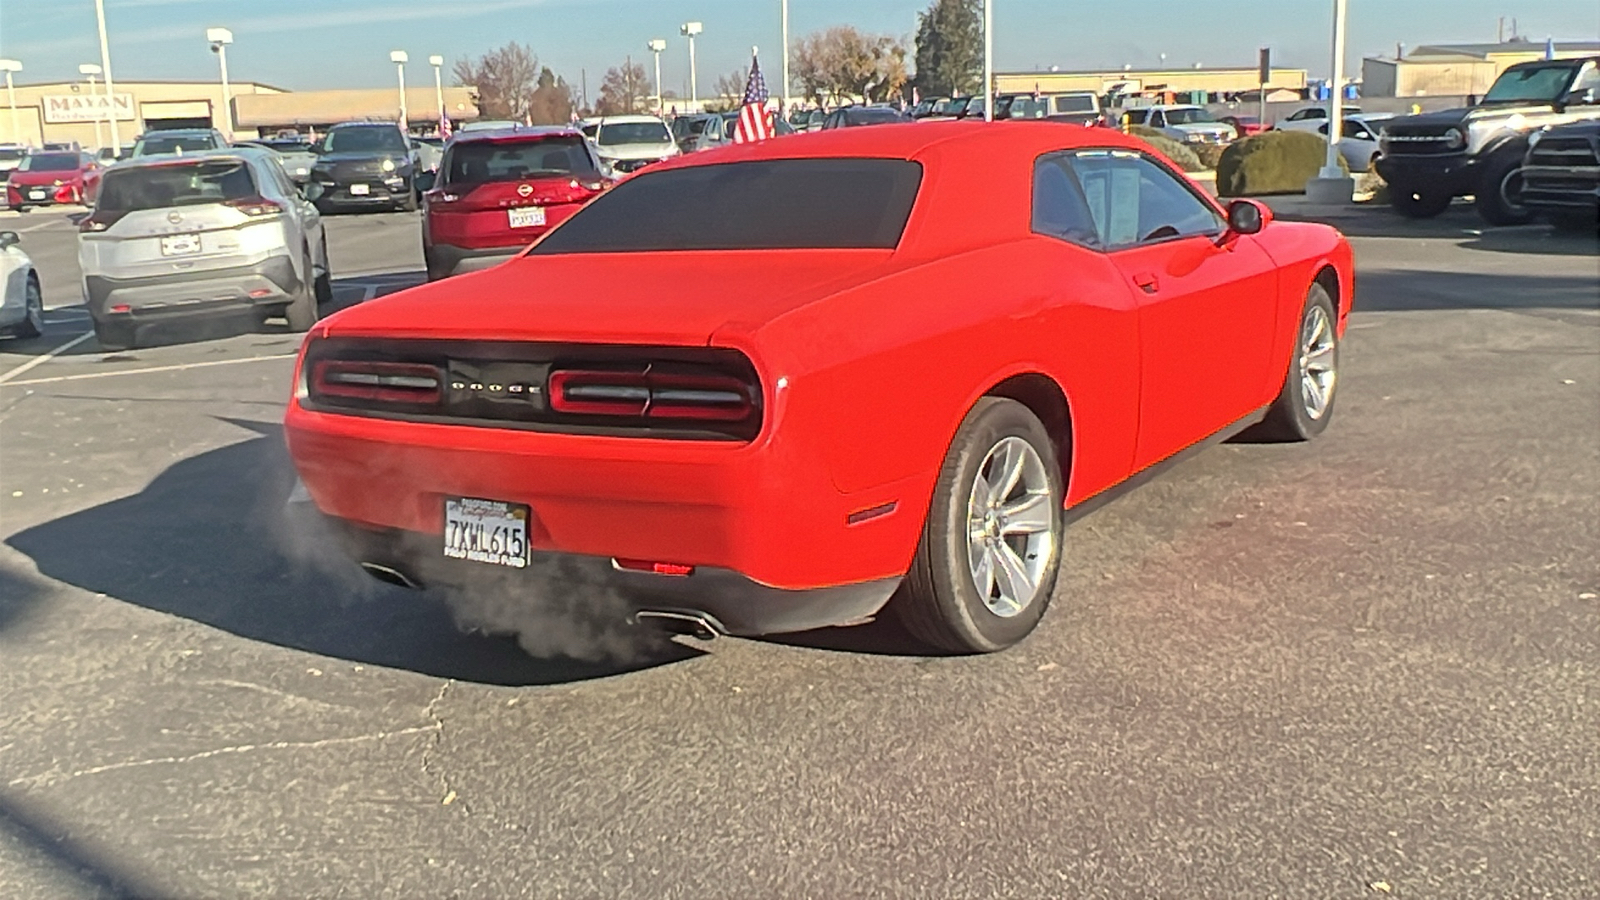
[1442,127,1466,151]
[381,158,396,172]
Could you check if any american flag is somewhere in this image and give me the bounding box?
[440,109,453,139]
[733,52,774,144]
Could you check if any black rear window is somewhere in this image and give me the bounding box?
[97,160,258,213]
[135,134,218,156]
[443,136,599,185]
[22,153,81,172]
[530,159,922,254]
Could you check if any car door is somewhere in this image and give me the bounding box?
[1066,149,1280,469]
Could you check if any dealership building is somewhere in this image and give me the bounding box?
[0,79,478,149]
[995,65,1309,104]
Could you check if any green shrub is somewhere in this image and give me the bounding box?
[1216,130,1348,197]
[1192,142,1228,170]
[1120,125,1207,172]
[1127,124,1167,142]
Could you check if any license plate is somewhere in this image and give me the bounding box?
[29,189,46,200]
[349,183,370,196]
[443,497,530,569]
[160,234,202,256]
[508,206,546,228]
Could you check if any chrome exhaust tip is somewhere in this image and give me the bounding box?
[632,609,721,641]
[360,562,422,590]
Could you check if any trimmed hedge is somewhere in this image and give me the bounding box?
[1192,142,1228,170]
[1121,127,1206,173]
[1217,130,1348,197]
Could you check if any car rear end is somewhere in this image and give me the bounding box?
[78,155,306,337]
[7,152,86,209]
[422,131,606,280]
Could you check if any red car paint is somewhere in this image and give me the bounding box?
[6,151,98,209]
[286,122,1353,598]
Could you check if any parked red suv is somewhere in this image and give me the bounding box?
[422,127,608,280]
[7,151,99,211]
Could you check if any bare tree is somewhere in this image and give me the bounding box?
[528,67,574,125]
[454,42,541,121]
[596,60,649,116]
[793,26,909,105]
[708,66,751,112]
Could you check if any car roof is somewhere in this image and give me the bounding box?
[447,126,582,145]
[107,147,274,170]
[589,115,669,125]
[138,129,217,137]
[327,121,401,129]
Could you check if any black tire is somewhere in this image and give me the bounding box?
[284,251,320,332]
[1474,153,1532,227]
[92,317,134,351]
[12,276,43,339]
[1248,283,1340,442]
[399,182,418,213]
[1388,184,1452,219]
[314,235,334,304]
[892,397,1064,654]
[12,205,28,214]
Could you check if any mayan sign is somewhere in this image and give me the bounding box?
[42,93,137,124]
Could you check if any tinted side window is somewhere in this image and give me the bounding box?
[1066,151,1224,247]
[1031,156,1100,248]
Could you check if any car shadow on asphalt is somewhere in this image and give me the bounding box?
[1268,200,1598,255]
[4,420,701,686]
[1352,269,1600,313]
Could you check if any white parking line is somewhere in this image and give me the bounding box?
[0,330,95,385]
[15,218,72,234]
[0,352,297,388]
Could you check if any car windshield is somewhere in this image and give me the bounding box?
[1483,63,1581,103]
[444,136,600,184]
[0,148,27,162]
[134,134,217,156]
[1054,95,1098,113]
[1005,97,1049,119]
[265,141,315,154]
[672,117,715,139]
[20,153,80,172]
[324,127,407,153]
[96,159,259,213]
[531,158,922,253]
[934,98,967,115]
[597,121,673,146]
[1164,108,1219,125]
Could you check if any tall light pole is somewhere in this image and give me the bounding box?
[206,28,234,138]
[681,22,703,108]
[647,39,667,115]
[428,55,444,131]
[982,0,993,121]
[1306,0,1353,201]
[93,0,121,148]
[79,64,105,149]
[390,50,410,130]
[1,60,22,146]
[780,0,790,110]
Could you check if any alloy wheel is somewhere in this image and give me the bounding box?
[1299,304,1337,420]
[965,436,1056,618]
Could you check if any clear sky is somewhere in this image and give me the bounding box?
[0,0,1593,100]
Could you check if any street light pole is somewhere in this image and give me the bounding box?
[781,0,790,110]
[1320,0,1348,178]
[93,0,121,147]
[429,55,444,131]
[206,28,234,139]
[681,22,703,108]
[390,50,410,130]
[1,60,23,146]
[79,65,104,149]
[647,40,667,115]
[982,0,993,121]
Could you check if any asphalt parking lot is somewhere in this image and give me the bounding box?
[1,202,1596,898]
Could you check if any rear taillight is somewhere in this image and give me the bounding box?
[312,360,443,405]
[226,196,284,217]
[549,368,755,422]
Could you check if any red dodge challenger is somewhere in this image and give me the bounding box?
[284,121,1352,654]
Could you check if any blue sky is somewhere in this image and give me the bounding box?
[0,0,1593,99]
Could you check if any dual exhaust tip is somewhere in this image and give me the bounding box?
[357,561,722,640]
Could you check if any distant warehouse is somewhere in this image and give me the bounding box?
[235,87,479,136]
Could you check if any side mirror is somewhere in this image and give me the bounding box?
[0,231,19,250]
[302,182,326,202]
[414,171,437,193]
[1226,199,1267,236]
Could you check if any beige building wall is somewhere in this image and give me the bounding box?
[995,67,1308,97]
[0,81,284,149]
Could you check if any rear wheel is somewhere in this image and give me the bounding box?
[399,182,418,213]
[1248,283,1339,442]
[12,276,43,339]
[92,317,134,351]
[893,398,1063,654]
[1474,154,1532,227]
[314,235,334,304]
[284,251,320,331]
[1389,184,1451,218]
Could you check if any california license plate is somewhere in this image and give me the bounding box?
[349,183,370,196]
[29,189,46,200]
[508,206,546,228]
[443,497,530,569]
[160,234,202,256]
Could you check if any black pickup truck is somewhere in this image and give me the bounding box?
[1522,120,1600,231]
[1376,56,1600,225]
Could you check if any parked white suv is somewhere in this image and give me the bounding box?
[77,148,330,350]
[1127,105,1238,144]
[580,115,680,176]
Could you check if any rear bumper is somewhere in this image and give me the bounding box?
[84,254,301,322]
[315,179,412,209]
[424,242,520,278]
[321,510,900,637]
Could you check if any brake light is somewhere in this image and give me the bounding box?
[312,360,443,405]
[226,196,284,218]
[54,184,81,204]
[548,368,754,422]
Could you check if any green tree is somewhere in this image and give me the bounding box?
[914,0,983,97]
[528,67,574,125]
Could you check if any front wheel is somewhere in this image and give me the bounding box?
[399,183,418,213]
[892,398,1063,654]
[92,317,134,351]
[1248,283,1339,442]
[1474,154,1532,227]
[12,277,43,339]
[283,251,320,331]
[1389,185,1452,219]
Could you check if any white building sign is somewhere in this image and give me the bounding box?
[43,93,137,124]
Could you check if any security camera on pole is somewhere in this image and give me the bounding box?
[0,60,22,145]
[390,50,410,132]
[206,28,234,139]
[647,40,668,116]
[1305,0,1355,203]
[79,64,105,149]
[93,0,121,148]
[982,0,994,122]
[681,22,703,108]
[429,55,448,136]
